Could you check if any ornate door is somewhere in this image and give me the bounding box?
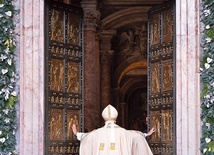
[148,1,175,155]
[45,1,84,154]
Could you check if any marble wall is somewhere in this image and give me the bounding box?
[176,0,201,155]
[19,0,45,154]
[17,0,201,154]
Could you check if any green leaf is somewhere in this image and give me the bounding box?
[6,96,17,107]
[208,141,214,152]
[206,28,214,39]
[201,83,208,98]
[207,116,214,124]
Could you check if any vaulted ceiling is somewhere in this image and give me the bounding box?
[98,0,170,19]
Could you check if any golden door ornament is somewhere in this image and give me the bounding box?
[50,9,64,42]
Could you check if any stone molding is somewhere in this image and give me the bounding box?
[100,30,116,51]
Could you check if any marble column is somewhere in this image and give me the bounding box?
[19,0,45,154]
[100,30,116,111]
[120,102,126,127]
[112,87,121,124]
[176,0,200,154]
[81,1,100,131]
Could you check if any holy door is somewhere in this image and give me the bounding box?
[148,1,175,155]
[45,1,84,154]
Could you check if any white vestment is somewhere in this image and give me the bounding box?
[78,122,153,155]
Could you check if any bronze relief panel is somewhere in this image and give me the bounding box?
[50,108,64,141]
[151,13,160,46]
[67,62,80,93]
[163,8,173,43]
[151,63,160,94]
[161,109,173,142]
[67,13,80,45]
[50,59,64,92]
[150,111,161,142]
[50,8,64,42]
[67,110,80,140]
[162,60,172,92]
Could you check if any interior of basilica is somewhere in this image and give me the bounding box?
[93,0,172,131]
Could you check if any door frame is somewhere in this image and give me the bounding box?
[18,0,201,154]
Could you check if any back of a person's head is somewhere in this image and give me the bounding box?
[102,104,118,122]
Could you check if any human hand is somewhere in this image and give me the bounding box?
[72,124,77,135]
[147,127,155,136]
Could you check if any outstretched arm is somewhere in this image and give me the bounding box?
[72,124,77,135]
[145,127,155,137]
[71,124,84,141]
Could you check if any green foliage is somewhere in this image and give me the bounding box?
[200,0,214,154]
[208,141,214,152]
[0,0,18,154]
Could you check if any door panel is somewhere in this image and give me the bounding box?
[45,1,83,154]
[148,1,175,155]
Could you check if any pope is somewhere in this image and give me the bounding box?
[72,104,154,155]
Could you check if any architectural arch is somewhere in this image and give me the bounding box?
[113,56,147,87]
[120,77,146,102]
[101,7,150,29]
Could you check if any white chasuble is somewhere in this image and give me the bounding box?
[79,123,153,155]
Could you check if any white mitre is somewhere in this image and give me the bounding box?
[102,104,118,121]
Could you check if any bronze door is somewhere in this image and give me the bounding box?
[147,1,175,155]
[45,1,83,154]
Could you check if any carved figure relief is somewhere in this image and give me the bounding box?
[162,60,172,92]
[150,111,161,142]
[66,97,79,105]
[118,25,147,58]
[50,59,64,92]
[151,63,160,94]
[138,26,147,55]
[118,29,134,56]
[67,14,80,45]
[50,146,65,153]
[163,8,173,42]
[67,110,79,140]
[162,110,172,142]
[67,62,79,93]
[50,109,63,140]
[50,9,64,42]
[151,13,160,45]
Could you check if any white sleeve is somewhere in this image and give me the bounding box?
[143,133,147,137]
[76,132,84,141]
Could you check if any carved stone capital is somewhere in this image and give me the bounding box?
[81,1,100,30]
